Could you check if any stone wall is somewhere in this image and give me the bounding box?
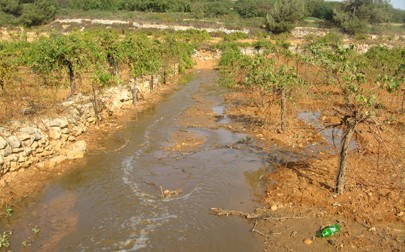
[0,67,178,177]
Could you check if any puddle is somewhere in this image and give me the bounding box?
[298,111,358,153]
[212,105,231,124]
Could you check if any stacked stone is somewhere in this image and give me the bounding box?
[0,69,179,176]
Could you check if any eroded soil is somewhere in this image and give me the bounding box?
[223,86,405,251]
[1,53,404,251]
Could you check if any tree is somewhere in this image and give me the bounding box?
[28,33,93,98]
[265,0,305,33]
[333,0,393,34]
[234,0,271,18]
[0,42,19,93]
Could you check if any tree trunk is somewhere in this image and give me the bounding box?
[68,63,76,98]
[132,82,139,106]
[280,87,287,132]
[336,118,356,194]
[163,69,167,85]
[150,75,154,92]
[92,85,100,125]
[108,55,120,85]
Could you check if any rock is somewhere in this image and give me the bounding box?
[0,136,7,149]
[44,159,56,169]
[50,155,67,165]
[0,156,3,165]
[16,132,31,141]
[33,162,45,169]
[7,136,21,148]
[31,141,39,150]
[49,118,69,128]
[304,239,313,245]
[3,145,12,156]
[20,160,32,168]
[24,147,32,156]
[19,127,37,135]
[65,140,86,160]
[22,137,35,147]
[49,127,62,140]
[18,154,26,163]
[0,127,11,137]
[10,161,18,171]
[68,136,76,142]
[271,205,278,211]
[12,147,23,154]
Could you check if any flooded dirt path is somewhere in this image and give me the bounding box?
[3,69,266,251]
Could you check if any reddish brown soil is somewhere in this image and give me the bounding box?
[224,84,405,251]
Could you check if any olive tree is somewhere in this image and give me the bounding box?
[265,0,305,33]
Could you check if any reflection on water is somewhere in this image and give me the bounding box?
[297,111,358,153]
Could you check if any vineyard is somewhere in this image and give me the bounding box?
[0,29,207,123]
[218,35,405,249]
[0,22,404,250]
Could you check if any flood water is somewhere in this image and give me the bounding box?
[3,70,266,251]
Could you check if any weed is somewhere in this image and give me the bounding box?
[0,231,12,248]
[5,207,13,217]
[237,136,251,144]
[32,226,40,235]
[21,240,32,247]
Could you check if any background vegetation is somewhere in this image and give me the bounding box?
[0,0,404,34]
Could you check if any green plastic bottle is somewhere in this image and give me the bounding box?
[319,224,340,238]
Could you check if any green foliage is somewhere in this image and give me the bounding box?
[4,207,13,217]
[69,0,120,11]
[333,0,393,34]
[118,0,191,12]
[32,225,40,235]
[0,41,20,92]
[265,0,305,33]
[0,0,57,26]
[20,0,57,26]
[234,0,272,18]
[218,43,250,87]
[28,33,91,87]
[223,32,249,42]
[305,0,336,21]
[0,231,12,248]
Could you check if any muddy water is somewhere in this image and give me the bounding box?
[5,70,266,251]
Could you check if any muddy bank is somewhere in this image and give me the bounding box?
[0,54,198,209]
[219,87,405,251]
[1,64,266,251]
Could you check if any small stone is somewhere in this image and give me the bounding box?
[49,127,62,140]
[0,136,8,149]
[49,118,69,128]
[68,136,76,142]
[304,239,313,245]
[271,205,278,211]
[34,162,45,169]
[397,211,404,217]
[7,136,21,148]
[16,132,31,141]
[50,155,67,165]
[24,147,32,156]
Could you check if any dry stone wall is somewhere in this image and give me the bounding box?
[0,67,177,177]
